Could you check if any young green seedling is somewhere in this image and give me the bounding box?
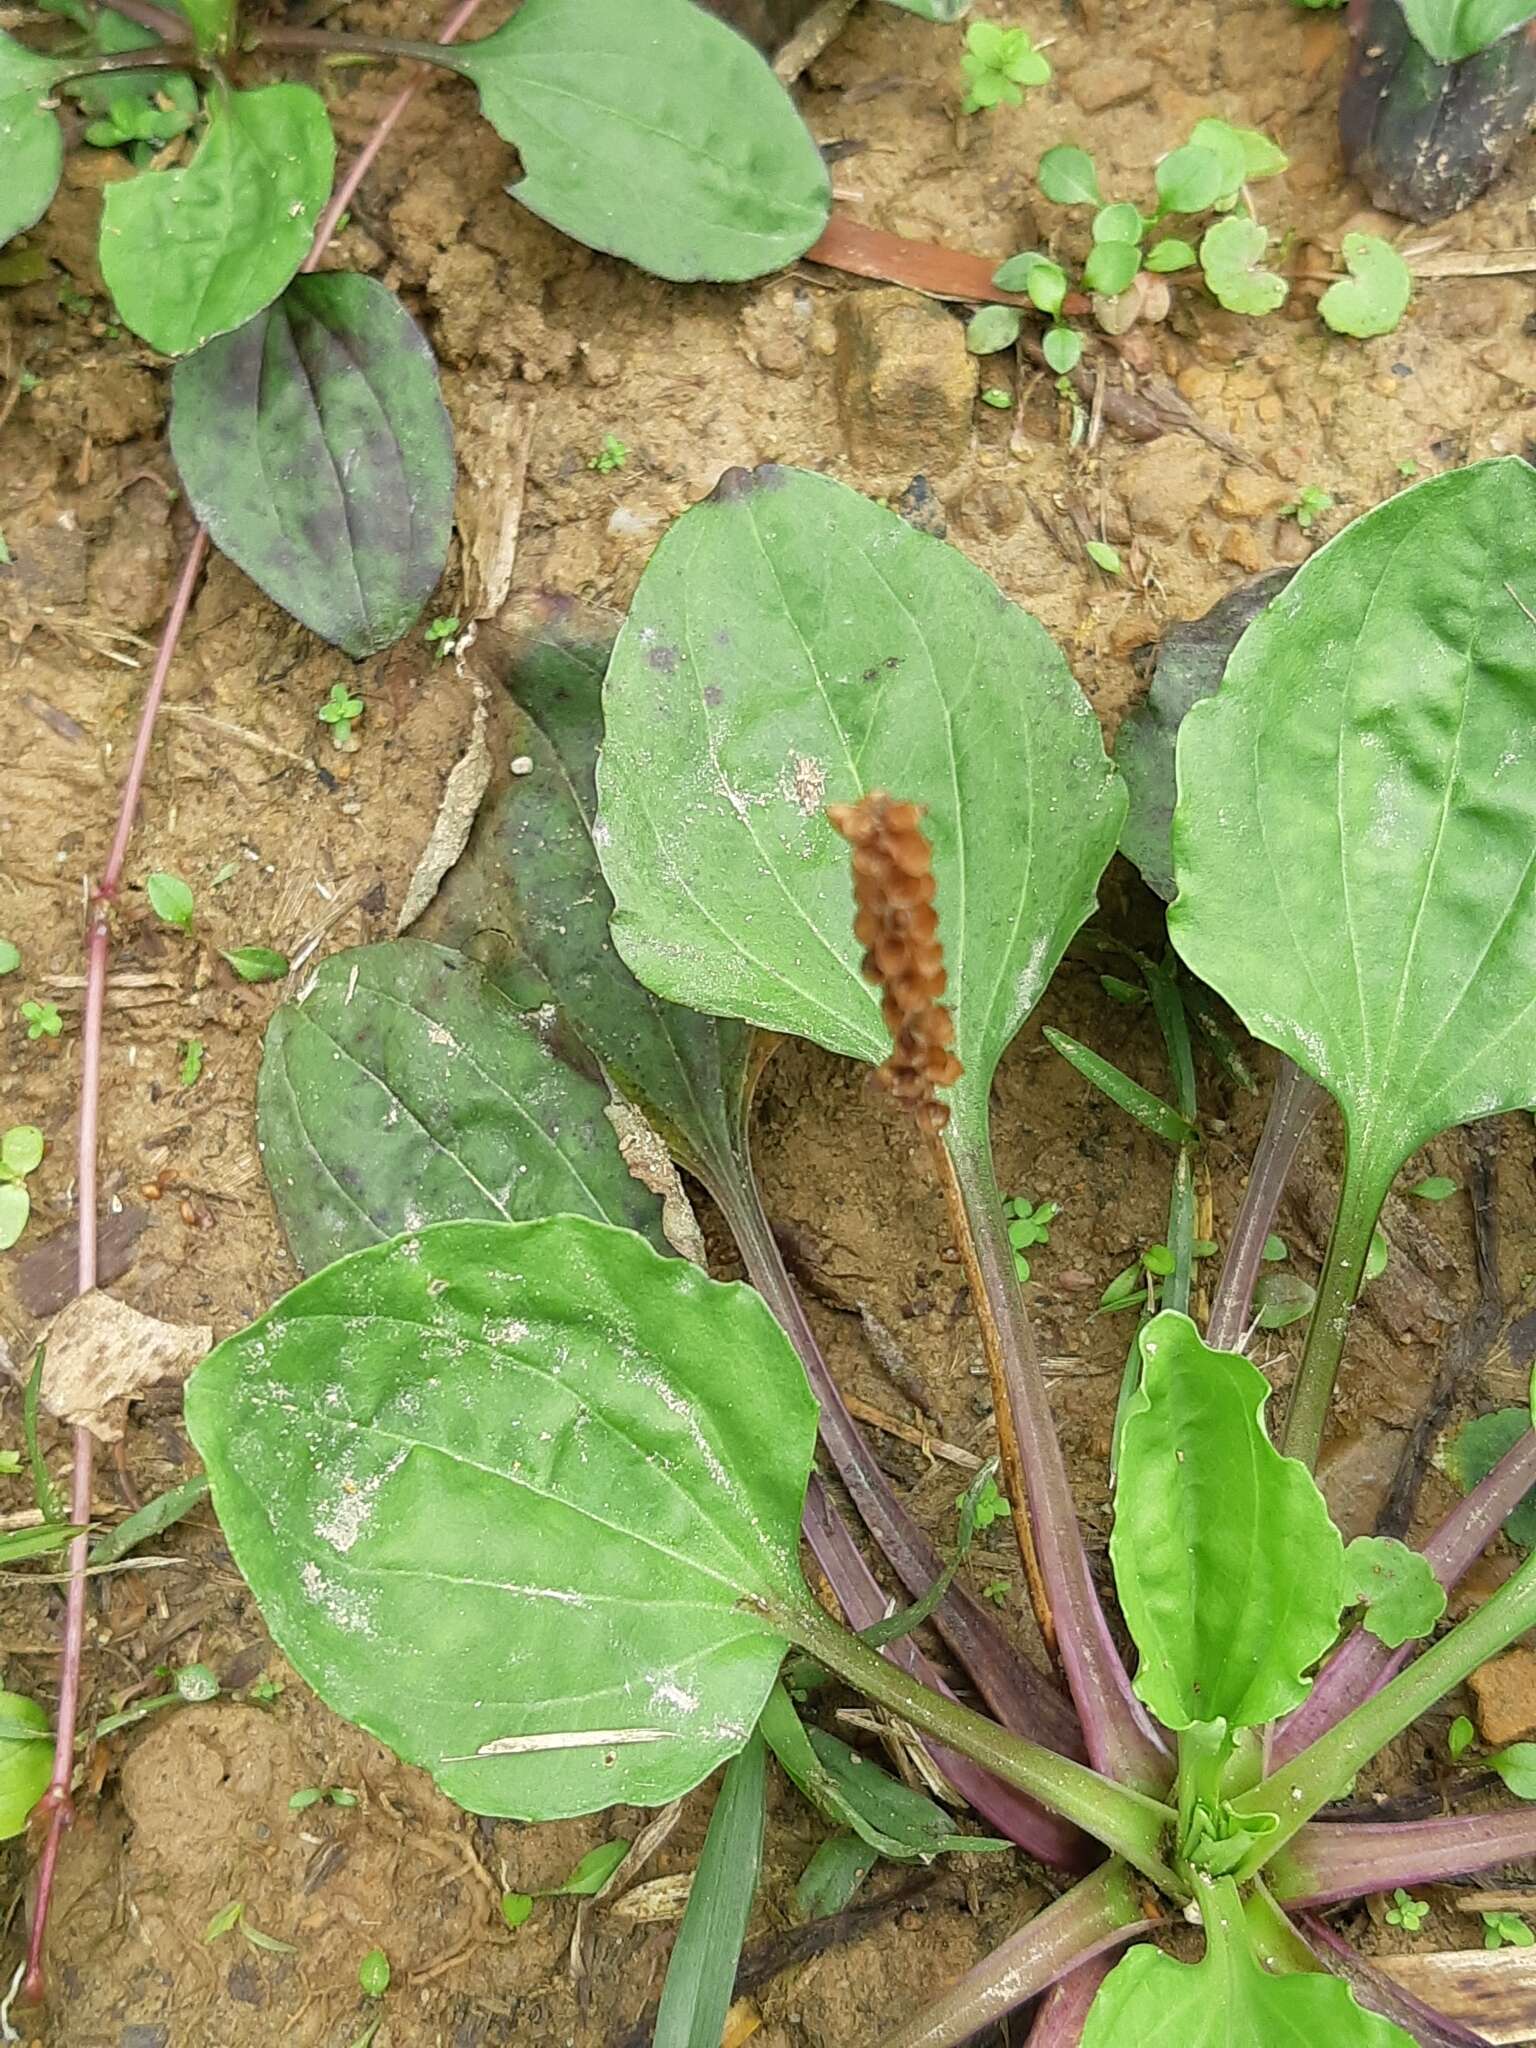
[19,1000,62,1040]
[588,434,629,474]
[317,682,364,750]
[1383,1888,1429,1931]
[146,871,195,932]
[959,21,1049,111]
[423,614,460,661]
[0,941,19,976]
[1282,484,1335,529]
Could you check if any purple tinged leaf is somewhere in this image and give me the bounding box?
[170,273,454,657]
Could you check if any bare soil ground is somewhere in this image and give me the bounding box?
[3,0,1535,2041]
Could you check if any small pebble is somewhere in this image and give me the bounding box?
[510,755,534,776]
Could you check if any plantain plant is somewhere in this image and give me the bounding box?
[191,457,1536,2045]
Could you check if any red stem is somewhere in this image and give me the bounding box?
[1024,1953,1117,2046]
[1205,1057,1324,1352]
[19,0,485,2000]
[875,1860,1149,2048]
[802,1475,1091,1869]
[1270,1426,1536,1769]
[1272,1809,1536,1907]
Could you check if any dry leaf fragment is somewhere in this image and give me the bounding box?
[33,1291,210,1442]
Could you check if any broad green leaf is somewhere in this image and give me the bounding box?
[0,33,65,249]
[221,946,288,983]
[1145,237,1197,273]
[1082,1885,1413,2048]
[1488,1743,1536,1799]
[184,1217,820,1818]
[1442,1409,1536,1548]
[1037,144,1101,206]
[759,1684,1007,1860]
[596,465,1125,1136]
[0,1184,29,1251]
[1170,460,1536,1211]
[1092,203,1145,244]
[1155,144,1225,215]
[449,0,829,283]
[1319,232,1412,339]
[1112,1313,1344,1729]
[1199,216,1287,315]
[0,1125,43,1178]
[0,1691,51,1838]
[1400,0,1535,61]
[170,272,453,657]
[966,304,1022,354]
[1411,1174,1458,1199]
[1116,570,1291,900]
[101,83,334,356]
[1188,117,1288,204]
[256,939,666,1273]
[1083,241,1140,297]
[417,602,761,1195]
[653,1732,766,2048]
[1342,1536,1446,1647]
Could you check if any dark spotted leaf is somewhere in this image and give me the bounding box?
[170,272,453,656]
[422,601,761,1194]
[257,939,666,1273]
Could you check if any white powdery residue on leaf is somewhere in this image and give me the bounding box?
[299,1559,377,1636]
[649,1678,700,1715]
[780,753,826,818]
[314,1449,405,1556]
[483,1317,530,1348]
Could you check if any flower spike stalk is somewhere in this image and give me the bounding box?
[828,793,1169,1794]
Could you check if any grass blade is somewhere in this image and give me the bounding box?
[653,1731,766,2048]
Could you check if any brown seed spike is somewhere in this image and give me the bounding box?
[827,793,963,1134]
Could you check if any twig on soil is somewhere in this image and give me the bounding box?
[841,1392,985,1471]
[157,704,317,771]
[19,0,491,2004]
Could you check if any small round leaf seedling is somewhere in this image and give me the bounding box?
[0,941,19,976]
[221,947,290,984]
[19,999,62,1039]
[966,305,1023,355]
[1319,233,1412,339]
[1,1126,44,1179]
[147,872,195,932]
[359,1947,390,1997]
[960,22,1050,112]
[1199,217,1287,316]
[1036,145,1102,206]
[1043,325,1083,374]
[1154,143,1224,216]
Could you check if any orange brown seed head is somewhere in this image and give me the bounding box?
[827,792,963,1135]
